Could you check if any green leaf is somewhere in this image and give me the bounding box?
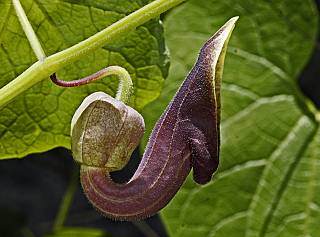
[0,0,168,159]
[45,227,107,237]
[141,0,319,236]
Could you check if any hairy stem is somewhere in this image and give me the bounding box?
[0,0,186,109]
[51,66,133,104]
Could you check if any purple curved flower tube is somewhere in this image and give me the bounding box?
[72,17,238,221]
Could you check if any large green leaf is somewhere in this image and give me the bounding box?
[141,0,319,236]
[0,0,168,159]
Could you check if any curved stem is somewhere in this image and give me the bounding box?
[51,66,133,104]
[0,0,186,110]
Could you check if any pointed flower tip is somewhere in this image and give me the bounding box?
[225,16,239,29]
[215,16,239,42]
[231,16,240,22]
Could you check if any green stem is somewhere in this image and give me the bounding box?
[113,66,133,103]
[12,0,46,60]
[0,0,186,109]
[133,221,159,237]
[53,167,79,231]
[13,0,133,103]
